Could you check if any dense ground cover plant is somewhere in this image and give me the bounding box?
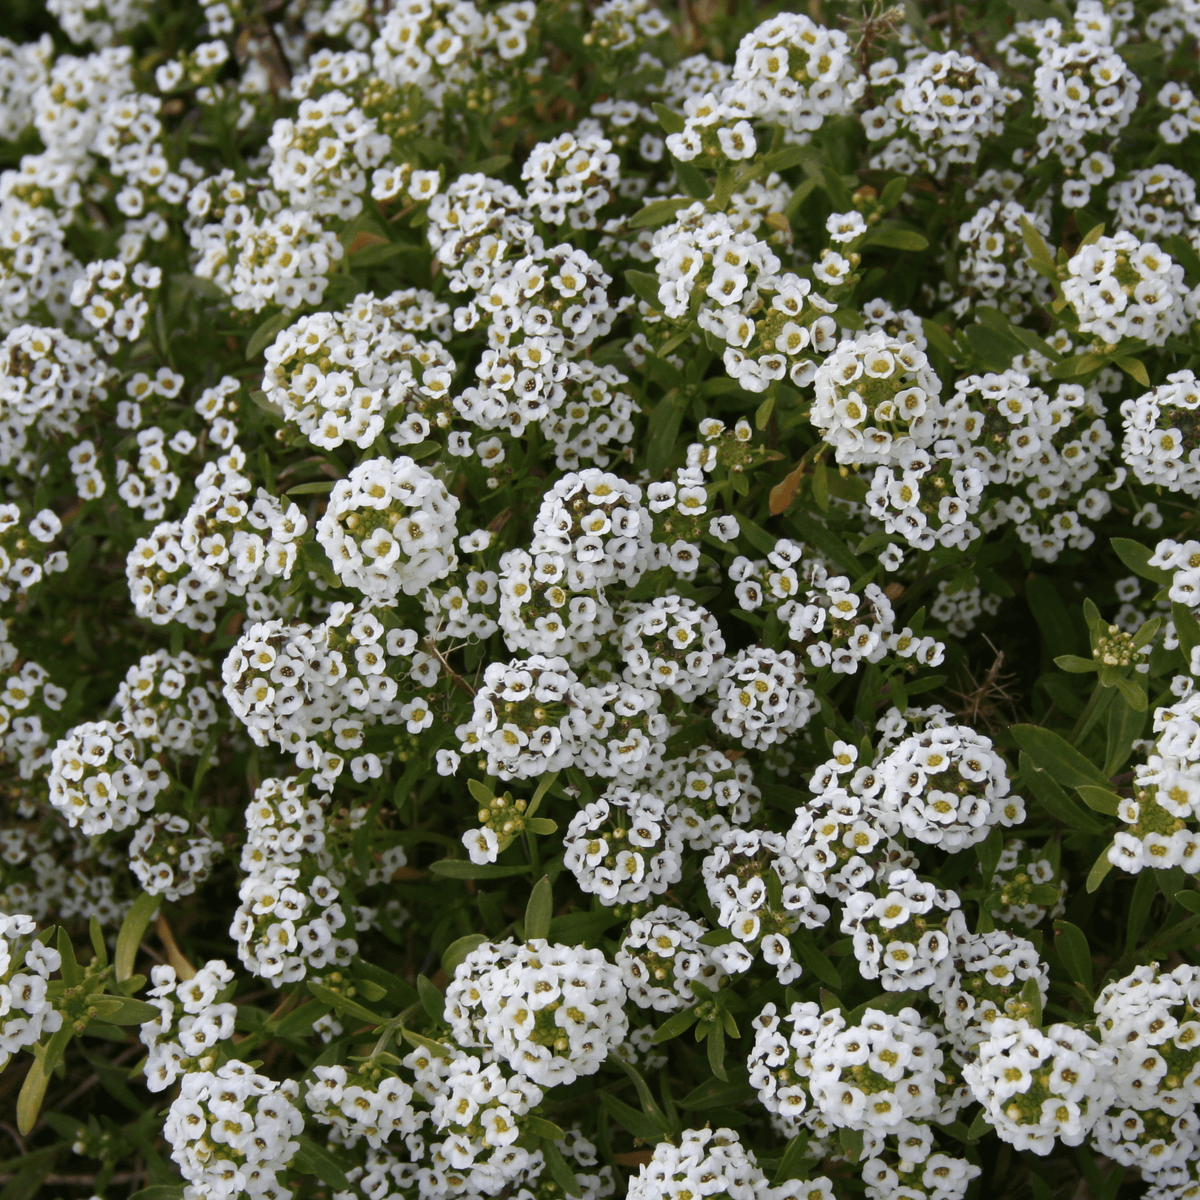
[6,0,1200,1197]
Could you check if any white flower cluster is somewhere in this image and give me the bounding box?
[1091,964,1200,1187]
[1107,164,1200,246]
[989,837,1067,929]
[1062,232,1195,348]
[316,456,459,601]
[616,904,745,1012]
[750,1001,959,1139]
[231,776,358,982]
[956,200,1052,315]
[1121,370,1200,497]
[445,938,628,1087]
[875,721,1025,851]
[628,1127,834,1200]
[0,35,50,142]
[964,1016,1115,1155]
[115,649,220,756]
[522,127,620,230]
[1107,683,1200,875]
[0,913,61,1073]
[141,961,237,1093]
[262,290,453,452]
[864,51,1018,175]
[563,785,685,905]
[165,1061,303,1200]
[186,171,345,312]
[731,537,943,675]
[811,331,943,468]
[222,604,422,790]
[497,469,655,663]
[129,815,221,901]
[47,718,169,836]
[841,867,967,992]
[712,645,815,750]
[702,828,829,983]
[458,651,671,783]
[305,1062,421,1150]
[0,504,67,602]
[0,324,109,473]
[932,929,1048,1051]
[616,595,726,701]
[649,744,761,850]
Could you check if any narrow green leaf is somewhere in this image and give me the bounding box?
[286,480,334,495]
[246,310,291,360]
[115,891,159,983]
[1177,890,1200,913]
[1087,842,1116,892]
[866,225,928,252]
[652,1006,700,1044]
[646,389,687,478]
[625,269,662,308]
[1053,921,1093,993]
[541,1137,582,1197]
[1076,785,1121,815]
[652,102,685,134]
[428,860,531,879]
[442,934,488,978]
[129,1187,185,1200]
[1011,725,1110,789]
[966,1108,993,1141]
[524,876,553,942]
[792,935,841,989]
[293,1136,350,1190]
[679,1076,755,1110]
[1110,538,1173,584]
[418,975,444,1023]
[706,1020,727,1081]
[1054,654,1097,674]
[307,982,384,1026]
[879,176,908,212]
[525,1116,565,1140]
[597,1091,669,1139]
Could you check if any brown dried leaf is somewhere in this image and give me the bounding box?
[769,461,806,515]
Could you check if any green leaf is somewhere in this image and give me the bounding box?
[706,1019,727,1081]
[678,1075,754,1109]
[625,269,662,308]
[966,1108,993,1141]
[246,310,291,360]
[792,934,841,989]
[1087,842,1116,892]
[286,480,334,495]
[293,1136,350,1190]
[1111,538,1173,585]
[597,1092,669,1140]
[115,891,159,983]
[921,318,959,360]
[1011,725,1110,790]
[525,1116,565,1140]
[879,176,908,212]
[524,875,553,942]
[652,1006,700,1044]
[838,1127,864,1163]
[1054,654,1097,674]
[306,982,384,1026]
[865,225,928,252]
[1076,785,1121,815]
[671,154,710,200]
[966,323,1020,371]
[1105,689,1148,777]
[1020,759,1100,833]
[400,1028,450,1057]
[1114,676,1148,711]
[91,995,162,1025]
[771,1133,811,1184]
[1126,870,1157,952]
[428,860,531,879]
[1020,215,1056,269]
[18,1040,58,1136]
[652,102,685,134]
[1177,890,1200,913]
[1174,604,1200,662]
[129,1187,185,1200]
[1112,355,1150,388]
[541,1137,582,1198]
[418,975,444,1023]
[1054,920,1093,993]
[646,389,687,478]
[57,927,79,988]
[1021,976,1043,1026]
[629,197,690,229]
[812,459,830,511]
[442,934,487,978]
